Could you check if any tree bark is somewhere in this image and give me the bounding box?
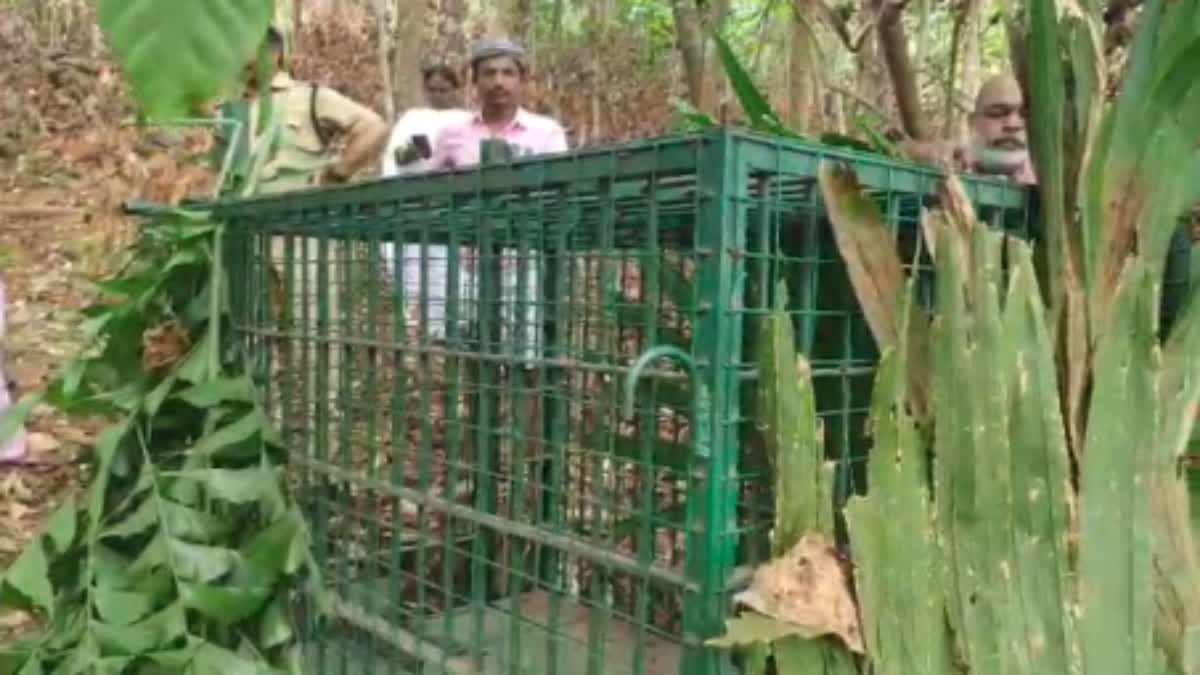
[789,1,818,132]
[508,0,535,53]
[671,0,709,110]
[372,0,397,121]
[875,0,929,139]
[853,17,888,127]
[957,0,982,141]
[385,0,427,116]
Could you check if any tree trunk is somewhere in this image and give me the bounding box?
[789,1,817,132]
[671,0,708,110]
[957,0,982,141]
[385,0,427,116]
[372,0,397,121]
[854,20,888,128]
[703,0,732,114]
[875,0,929,139]
[436,0,468,62]
[551,0,565,41]
[508,0,535,52]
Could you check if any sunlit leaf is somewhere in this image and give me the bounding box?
[257,598,294,649]
[176,377,257,407]
[100,495,158,540]
[96,0,275,120]
[167,539,240,583]
[91,602,187,656]
[179,582,271,625]
[712,31,798,138]
[187,410,267,458]
[705,611,824,648]
[45,495,77,554]
[93,587,155,626]
[190,642,270,675]
[89,419,133,532]
[128,533,169,577]
[0,393,41,450]
[0,541,53,614]
[176,466,277,505]
[174,330,218,384]
[243,509,308,581]
[161,500,236,541]
[15,657,44,675]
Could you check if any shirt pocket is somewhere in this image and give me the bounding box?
[281,103,327,156]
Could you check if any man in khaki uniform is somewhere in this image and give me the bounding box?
[239,26,388,195]
[226,27,389,450]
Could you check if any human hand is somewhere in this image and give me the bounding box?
[899,139,964,169]
[321,165,349,184]
[394,144,422,166]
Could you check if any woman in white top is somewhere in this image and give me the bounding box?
[0,276,27,463]
[381,64,473,177]
[381,64,473,340]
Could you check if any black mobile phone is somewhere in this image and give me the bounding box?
[411,134,432,159]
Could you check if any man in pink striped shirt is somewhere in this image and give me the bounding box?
[425,39,568,360]
[428,38,568,169]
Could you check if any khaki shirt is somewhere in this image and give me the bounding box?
[245,73,388,195]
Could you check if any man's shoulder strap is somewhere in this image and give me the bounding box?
[307,82,333,150]
[280,79,332,151]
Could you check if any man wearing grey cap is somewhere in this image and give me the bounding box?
[425,38,569,360]
[428,37,568,168]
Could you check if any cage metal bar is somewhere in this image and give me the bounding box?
[213,128,1059,675]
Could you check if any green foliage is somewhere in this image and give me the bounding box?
[1021,1,1200,669]
[672,30,899,158]
[705,285,857,675]
[730,155,1189,675]
[0,216,323,674]
[97,0,276,120]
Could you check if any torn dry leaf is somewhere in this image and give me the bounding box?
[733,531,865,654]
[142,319,191,370]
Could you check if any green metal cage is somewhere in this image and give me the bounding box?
[216,127,1038,675]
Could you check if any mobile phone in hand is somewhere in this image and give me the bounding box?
[411,134,432,159]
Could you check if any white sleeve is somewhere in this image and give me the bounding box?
[547,122,569,153]
[381,114,411,177]
[381,110,424,177]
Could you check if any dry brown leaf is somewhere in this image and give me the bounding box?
[733,532,864,654]
[26,431,62,456]
[141,319,190,370]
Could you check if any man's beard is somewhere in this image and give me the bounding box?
[973,138,1028,175]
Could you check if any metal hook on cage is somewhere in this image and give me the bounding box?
[623,345,712,459]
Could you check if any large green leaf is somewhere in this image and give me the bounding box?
[45,495,78,555]
[189,642,272,675]
[757,282,829,547]
[706,612,826,648]
[0,541,53,614]
[93,587,156,626]
[177,466,278,505]
[91,602,187,656]
[97,0,275,120]
[818,160,930,426]
[179,582,271,625]
[167,539,240,582]
[712,31,798,138]
[1001,242,1079,675]
[1078,260,1159,675]
[844,344,949,675]
[186,410,269,459]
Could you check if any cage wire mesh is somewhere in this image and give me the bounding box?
[217,128,1187,675]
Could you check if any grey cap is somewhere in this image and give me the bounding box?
[469,37,527,65]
